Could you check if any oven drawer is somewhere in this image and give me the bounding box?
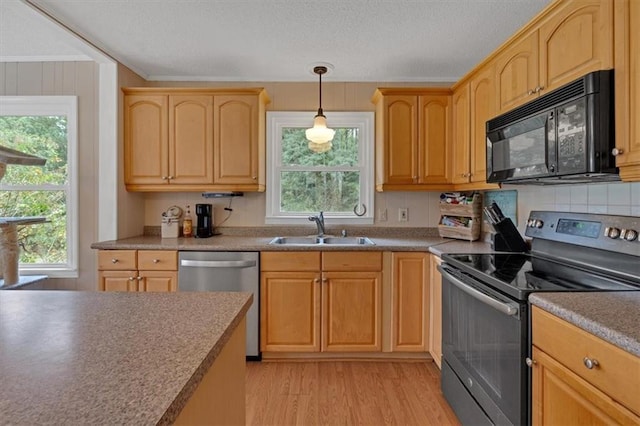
[532,306,640,415]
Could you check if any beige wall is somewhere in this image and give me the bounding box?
[0,61,98,290]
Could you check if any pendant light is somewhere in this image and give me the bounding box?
[306,65,335,152]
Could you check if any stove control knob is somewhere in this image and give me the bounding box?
[605,227,621,239]
[534,220,544,229]
[623,229,638,242]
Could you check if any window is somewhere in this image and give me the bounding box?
[266,112,374,224]
[0,96,78,277]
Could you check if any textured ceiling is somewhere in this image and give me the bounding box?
[2,0,551,82]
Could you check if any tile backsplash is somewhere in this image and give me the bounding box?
[142,181,639,233]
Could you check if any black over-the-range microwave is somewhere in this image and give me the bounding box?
[486,69,619,185]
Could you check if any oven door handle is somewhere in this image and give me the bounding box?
[438,266,519,316]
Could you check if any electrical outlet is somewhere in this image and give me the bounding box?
[398,208,408,222]
[378,208,387,222]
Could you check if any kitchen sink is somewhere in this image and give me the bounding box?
[268,236,375,246]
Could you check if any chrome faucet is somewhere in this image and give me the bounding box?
[308,211,325,236]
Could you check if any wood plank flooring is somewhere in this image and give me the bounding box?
[246,360,460,426]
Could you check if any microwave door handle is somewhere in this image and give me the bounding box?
[180,260,257,268]
[438,267,519,316]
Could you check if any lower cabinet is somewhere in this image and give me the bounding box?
[531,306,640,424]
[390,252,430,352]
[428,254,443,368]
[260,251,382,353]
[97,250,178,292]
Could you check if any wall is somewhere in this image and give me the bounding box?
[0,61,98,290]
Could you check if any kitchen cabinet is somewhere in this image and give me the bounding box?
[428,254,443,368]
[123,88,269,192]
[390,252,429,352]
[260,251,382,353]
[495,0,613,113]
[530,306,640,424]
[614,0,640,181]
[450,84,470,185]
[97,250,177,292]
[372,88,452,191]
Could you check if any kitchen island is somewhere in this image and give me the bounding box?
[0,290,252,425]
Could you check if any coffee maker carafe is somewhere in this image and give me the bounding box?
[195,203,214,238]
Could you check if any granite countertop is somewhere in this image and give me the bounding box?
[91,226,492,254]
[529,292,640,357]
[0,290,252,425]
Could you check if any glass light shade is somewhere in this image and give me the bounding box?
[308,140,333,153]
[305,115,336,144]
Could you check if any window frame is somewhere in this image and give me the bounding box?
[0,96,79,278]
[266,111,374,225]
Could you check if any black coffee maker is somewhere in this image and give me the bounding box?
[195,203,214,238]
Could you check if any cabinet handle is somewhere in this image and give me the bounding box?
[525,357,536,367]
[168,176,174,180]
[111,258,118,264]
[152,259,160,264]
[314,278,320,284]
[535,86,544,93]
[583,357,599,369]
[162,176,168,180]
[322,278,328,284]
[611,148,624,156]
[527,89,535,96]
[128,276,135,281]
[252,176,257,180]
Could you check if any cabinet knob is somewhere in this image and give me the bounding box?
[152,259,160,264]
[252,176,257,180]
[111,258,118,264]
[611,148,624,156]
[168,175,174,180]
[583,357,599,369]
[525,357,537,367]
[162,176,168,180]
[322,278,328,284]
[314,278,320,284]
[535,86,544,93]
[128,276,135,281]
[527,89,535,96]
[137,276,144,281]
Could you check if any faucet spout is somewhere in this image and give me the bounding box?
[308,211,325,236]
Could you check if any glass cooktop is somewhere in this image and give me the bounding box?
[441,253,639,301]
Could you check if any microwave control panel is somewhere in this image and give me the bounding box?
[556,99,587,174]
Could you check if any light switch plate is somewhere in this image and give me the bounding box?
[398,208,408,222]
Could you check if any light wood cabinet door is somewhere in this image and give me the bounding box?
[531,346,639,425]
[213,95,260,187]
[260,271,321,352]
[469,64,496,184]
[322,271,382,352]
[380,95,419,185]
[495,31,539,113]
[428,255,443,368]
[99,270,137,292]
[538,0,613,95]
[451,84,471,184]
[124,95,169,185]
[139,271,177,292]
[419,95,451,184]
[390,253,429,352]
[614,0,640,181]
[168,95,214,185]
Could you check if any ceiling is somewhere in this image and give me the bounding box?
[1,0,551,82]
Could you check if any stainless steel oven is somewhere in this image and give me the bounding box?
[440,211,640,426]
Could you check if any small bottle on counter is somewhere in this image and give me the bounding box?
[183,205,193,238]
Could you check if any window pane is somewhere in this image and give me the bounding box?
[282,127,359,167]
[0,190,67,264]
[0,116,68,185]
[281,171,360,213]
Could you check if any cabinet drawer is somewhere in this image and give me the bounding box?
[98,250,137,270]
[322,251,382,271]
[261,252,320,271]
[137,250,178,271]
[532,306,640,415]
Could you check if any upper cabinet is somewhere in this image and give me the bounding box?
[372,88,452,191]
[614,0,640,181]
[123,88,269,192]
[496,0,613,113]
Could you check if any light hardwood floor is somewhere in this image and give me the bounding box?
[246,361,460,426]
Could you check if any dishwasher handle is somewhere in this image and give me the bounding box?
[180,259,257,269]
[438,265,519,317]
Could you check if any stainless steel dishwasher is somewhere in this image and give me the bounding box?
[178,251,260,359]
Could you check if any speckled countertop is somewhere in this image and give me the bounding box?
[0,290,252,425]
[90,226,492,254]
[529,292,640,357]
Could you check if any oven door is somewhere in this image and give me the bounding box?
[439,264,527,426]
[486,109,556,183]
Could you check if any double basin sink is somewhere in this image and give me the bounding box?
[269,236,375,246]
